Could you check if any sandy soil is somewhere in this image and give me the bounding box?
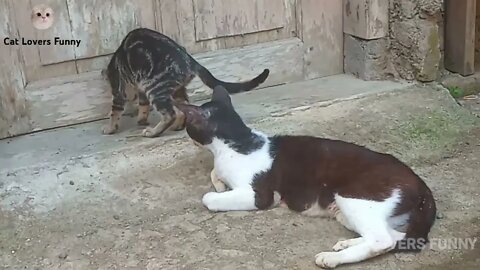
[1,85,479,269]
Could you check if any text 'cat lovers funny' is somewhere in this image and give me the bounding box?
[3,37,81,47]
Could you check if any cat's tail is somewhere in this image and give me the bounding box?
[195,62,269,94]
[394,182,437,252]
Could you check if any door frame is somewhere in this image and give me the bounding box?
[444,0,476,76]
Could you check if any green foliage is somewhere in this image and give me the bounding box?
[447,86,465,98]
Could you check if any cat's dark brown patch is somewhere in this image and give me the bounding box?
[253,136,436,250]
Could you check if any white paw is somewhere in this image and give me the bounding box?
[142,127,156,137]
[332,237,363,252]
[315,251,340,269]
[202,192,220,212]
[272,191,282,207]
[332,239,349,251]
[102,125,117,135]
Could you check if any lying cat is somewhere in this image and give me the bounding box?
[102,28,269,137]
[175,86,437,268]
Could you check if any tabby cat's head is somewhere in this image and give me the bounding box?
[175,86,250,146]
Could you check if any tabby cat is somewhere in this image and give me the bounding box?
[175,86,436,269]
[102,28,269,137]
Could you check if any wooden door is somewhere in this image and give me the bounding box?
[13,0,156,83]
[157,0,343,92]
[2,0,343,138]
[444,0,476,76]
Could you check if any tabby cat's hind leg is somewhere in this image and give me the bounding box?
[141,96,175,138]
[137,91,150,126]
[169,86,189,131]
[122,84,139,117]
[170,106,186,131]
[103,76,126,135]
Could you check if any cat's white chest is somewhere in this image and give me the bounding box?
[209,136,273,189]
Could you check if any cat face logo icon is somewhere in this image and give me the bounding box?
[31,4,54,30]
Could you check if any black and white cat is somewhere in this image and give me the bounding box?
[102,28,269,137]
[175,86,437,268]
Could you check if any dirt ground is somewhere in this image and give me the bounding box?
[1,85,479,269]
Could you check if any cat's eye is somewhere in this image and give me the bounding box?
[36,12,41,17]
[46,13,50,17]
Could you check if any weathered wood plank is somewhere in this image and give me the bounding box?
[24,62,78,83]
[158,0,293,54]
[31,0,77,65]
[194,0,256,41]
[475,0,480,66]
[159,0,226,53]
[299,0,343,79]
[256,0,286,31]
[67,0,156,59]
[24,38,304,132]
[224,0,295,49]
[75,55,111,74]
[26,71,111,131]
[343,0,389,40]
[159,0,199,49]
[194,0,285,41]
[445,0,476,75]
[0,0,31,138]
[188,38,304,101]
[153,0,163,32]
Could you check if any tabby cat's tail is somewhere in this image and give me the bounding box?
[393,183,437,252]
[195,63,269,94]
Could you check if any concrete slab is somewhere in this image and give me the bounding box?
[0,75,410,172]
[1,81,479,270]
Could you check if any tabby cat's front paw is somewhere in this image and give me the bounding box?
[142,127,157,138]
[102,125,117,135]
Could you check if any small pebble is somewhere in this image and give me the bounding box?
[69,181,75,185]
[113,215,120,220]
[58,252,68,260]
[436,212,444,219]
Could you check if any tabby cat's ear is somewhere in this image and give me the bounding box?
[212,86,233,108]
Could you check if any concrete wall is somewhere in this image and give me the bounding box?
[344,0,445,82]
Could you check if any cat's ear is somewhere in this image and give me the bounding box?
[175,103,209,122]
[212,85,233,108]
